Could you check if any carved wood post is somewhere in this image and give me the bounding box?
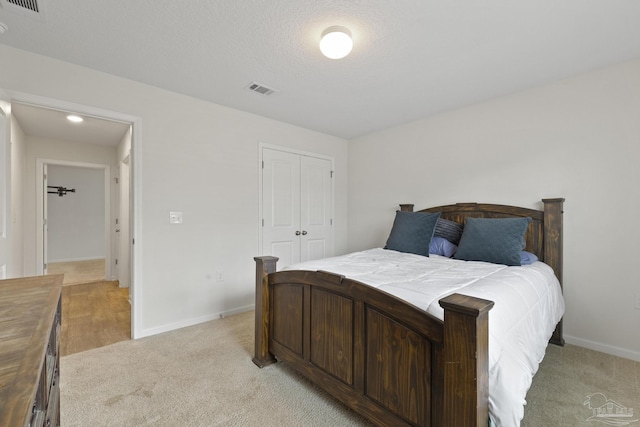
[253,256,278,367]
[542,197,565,346]
[439,293,494,427]
[541,198,564,286]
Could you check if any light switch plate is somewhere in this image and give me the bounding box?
[169,211,183,224]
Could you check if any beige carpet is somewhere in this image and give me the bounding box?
[522,342,640,427]
[61,311,372,427]
[61,311,640,426]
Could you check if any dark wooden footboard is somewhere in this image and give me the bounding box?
[253,257,494,427]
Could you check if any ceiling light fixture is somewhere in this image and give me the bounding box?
[320,26,353,59]
[66,114,83,123]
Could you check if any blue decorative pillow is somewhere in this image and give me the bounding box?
[520,251,539,265]
[429,236,458,257]
[434,218,463,245]
[384,211,441,257]
[453,217,532,266]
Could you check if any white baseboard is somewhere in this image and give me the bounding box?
[218,304,254,319]
[564,334,640,362]
[138,304,255,339]
[48,256,105,263]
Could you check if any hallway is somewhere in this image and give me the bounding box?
[47,258,105,285]
[60,280,131,356]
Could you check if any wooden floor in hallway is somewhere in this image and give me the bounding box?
[61,281,131,356]
[47,258,106,285]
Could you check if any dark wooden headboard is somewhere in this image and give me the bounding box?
[400,198,565,345]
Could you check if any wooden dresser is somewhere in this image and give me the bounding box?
[0,275,63,427]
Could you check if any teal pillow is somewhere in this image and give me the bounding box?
[384,211,441,257]
[453,217,532,266]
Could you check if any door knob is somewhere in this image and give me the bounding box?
[295,231,301,236]
[301,230,307,235]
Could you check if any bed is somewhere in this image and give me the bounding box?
[253,198,564,427]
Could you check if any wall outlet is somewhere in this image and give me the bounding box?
[169,211,183,224]
[216,271,224,282]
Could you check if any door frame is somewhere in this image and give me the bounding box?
[117,154,132,288]
[4,89,144,339]
[0,92,9,279]
[36,159,111,277]
[258,142,335,258]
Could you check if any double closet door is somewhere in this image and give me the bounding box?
[262,148,333,269]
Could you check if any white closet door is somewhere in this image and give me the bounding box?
[262,148,334,269]
[262,149,301,268]
[300,155,333,263]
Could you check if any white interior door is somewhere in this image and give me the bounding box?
[261,147,334,269]
[262,148,301,268]
[0,93,10,279]
[300,155,333,262]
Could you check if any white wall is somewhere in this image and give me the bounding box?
[47,165,105,262]
[9,115,25,277]
[349,59,640,361]
[0,44,349,337]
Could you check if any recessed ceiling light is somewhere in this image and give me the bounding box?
[66,114,83,123]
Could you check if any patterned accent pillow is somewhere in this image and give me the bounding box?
[453,217,531,266]
[434,218,463,245]
[384,211,441,257]
[429,236,458,257]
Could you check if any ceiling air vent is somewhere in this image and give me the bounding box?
[6,0,39,12]
[246,82,279,97]
[0,0,46,20]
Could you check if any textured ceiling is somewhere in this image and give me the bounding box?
[1,0,640,139]
[11,103,130,146]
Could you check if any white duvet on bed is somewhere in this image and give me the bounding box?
[284,248,565,427]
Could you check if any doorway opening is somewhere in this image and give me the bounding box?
[40,161,110,283]
[7,92,142,344]
[35,149,132,356]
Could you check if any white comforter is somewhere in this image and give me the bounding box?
[285,248,565,427]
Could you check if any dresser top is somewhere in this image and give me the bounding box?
[0,274,63,426]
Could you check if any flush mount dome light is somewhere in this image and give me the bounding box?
[66,114,83,123]
[320,26,353,59]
